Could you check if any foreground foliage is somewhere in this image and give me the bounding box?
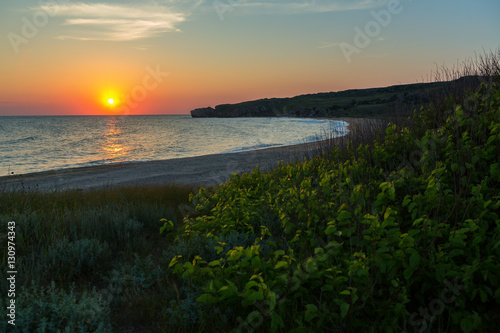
[167,83,500,332]
[0,82,499,332]
[0,185,194,332]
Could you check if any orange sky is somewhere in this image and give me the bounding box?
[1,0,499,115]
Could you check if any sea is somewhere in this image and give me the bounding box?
[0,115,348,176]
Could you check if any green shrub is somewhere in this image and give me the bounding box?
[0,282,112,333]
[163,231,264,265]
[108,217,143,245]
[107,254,164,297]
[42,238,111,281]
[166,83,500,332]
[165,285,206,327]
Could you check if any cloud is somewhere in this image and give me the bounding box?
[219,0,390,15]
[35,1,390,41]
[37,2,187,41]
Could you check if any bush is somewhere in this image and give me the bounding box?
[166,83,500,332]
[42,238,110,281]
[107,217,143,248]
[165,285,206,327]
[106,254,164,297]
[0,282,112,332]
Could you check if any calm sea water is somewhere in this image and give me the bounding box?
[0,115,347,176]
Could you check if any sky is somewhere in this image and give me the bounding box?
[0,0,499,116]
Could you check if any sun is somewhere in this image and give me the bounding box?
[100,90,121,111]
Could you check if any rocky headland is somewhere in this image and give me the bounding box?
[191,76,484,118]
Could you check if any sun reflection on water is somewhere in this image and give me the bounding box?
[100,117,128,162]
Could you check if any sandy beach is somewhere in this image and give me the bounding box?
[0,118,371,192]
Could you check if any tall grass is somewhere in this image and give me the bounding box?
[0,184,196,331]
[317,49,500,158]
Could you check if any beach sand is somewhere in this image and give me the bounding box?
[0,118,371,192]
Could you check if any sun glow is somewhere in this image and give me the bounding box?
[100,89,121,111]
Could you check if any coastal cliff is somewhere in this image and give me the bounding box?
[190,77,483,118]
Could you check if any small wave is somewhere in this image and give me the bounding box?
[330,120,349,127]
[64,157,158,170]
[78,157,126,166]
[225,143,280,153]
[0,136,36,145]
[68,136,97,147]
[304,134,325,142]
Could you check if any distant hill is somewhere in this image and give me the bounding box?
[191,77,484,118]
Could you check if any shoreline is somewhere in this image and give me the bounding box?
[0,117,368,192]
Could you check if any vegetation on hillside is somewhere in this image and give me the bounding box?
[169,80,500,332]
[192,76,492,119]
[193,52,500,120]
[0,185,195,332]
[192,80,445,118]
[1,51,499,332]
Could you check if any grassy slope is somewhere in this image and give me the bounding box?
[0,185,196,331]
[210,80,456,118]
[172,83,500,332]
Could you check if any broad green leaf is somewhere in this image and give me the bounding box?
[340,302,350,319]
[197,294,217,304]
[274,261,288,270]
[209,260,221,267]
[337,210,352,221]
[490,163,500,181]
[409,253,421,269]
[271,312,285,331]
[245,281,261,290]
[304,304,318,322]
[242,291,264,306]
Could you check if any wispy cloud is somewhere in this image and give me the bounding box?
[34,1,389,41]
[37,2,187,41]
[224,0,389,15]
